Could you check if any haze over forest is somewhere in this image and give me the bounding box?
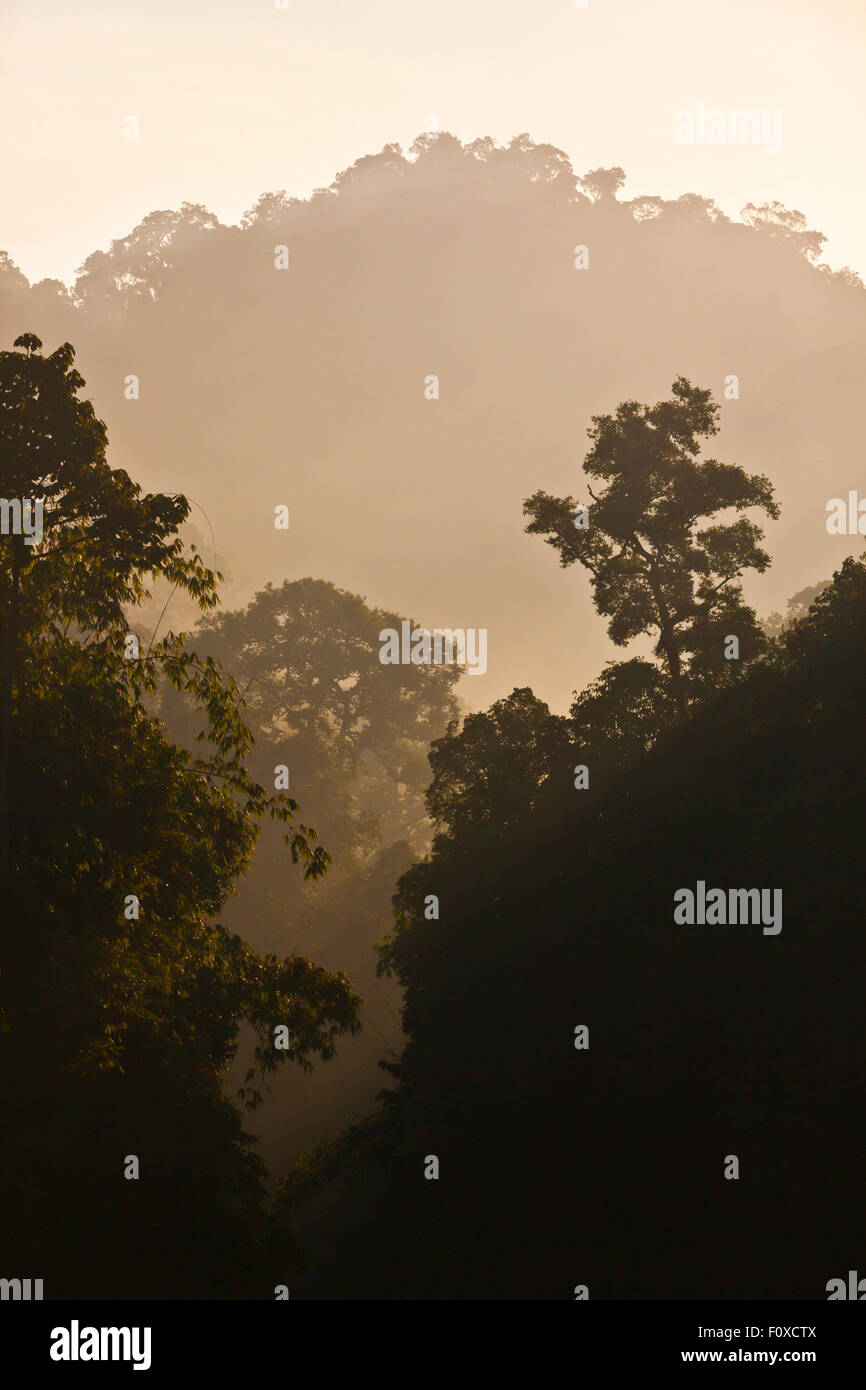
[2,131,865,1181]
[2,131,863,726]
[3,0,865,1303]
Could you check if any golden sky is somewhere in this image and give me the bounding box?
[2,0,864,284]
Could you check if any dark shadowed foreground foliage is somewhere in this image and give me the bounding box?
[0,336,359,1297]
[2,336,862,1300]
[274,558,866,1299]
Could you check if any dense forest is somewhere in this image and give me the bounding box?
[2,133,863,721]
[2,322,863,1299]
[271,375,866,1299]
[1,132,864,1303]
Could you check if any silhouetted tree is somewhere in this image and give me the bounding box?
[569,656,674,777]
[422,687,571,847]
[275,556,866,1300]
[524,377,779,713]
[193,578,461,852]
[579,166,626,202]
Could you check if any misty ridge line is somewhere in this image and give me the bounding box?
[1,132,861,296]
[3,125,860,730]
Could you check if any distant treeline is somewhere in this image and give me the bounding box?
[2,130,863,715]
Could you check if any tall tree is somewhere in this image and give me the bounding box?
[192,578,462,852]
[0,332,198,876]
[0,328,355,1054]
[523,377,779,713]
[0,336,361,1294]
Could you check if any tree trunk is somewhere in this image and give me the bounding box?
[625,534,689,717]
[645,568,688,716]
[658,616,688,716]
[0,539,22,880]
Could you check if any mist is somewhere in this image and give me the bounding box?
[2,0,865,1319]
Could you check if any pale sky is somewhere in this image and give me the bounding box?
[2,0,864,286]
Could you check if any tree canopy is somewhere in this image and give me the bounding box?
[0,334,360,1295]
[524,377,779,711]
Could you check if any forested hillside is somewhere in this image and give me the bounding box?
[274,555,866,1298]
[2,134,863,716]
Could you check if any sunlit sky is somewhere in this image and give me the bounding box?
[2,0,864,285]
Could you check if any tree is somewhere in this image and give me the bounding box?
[192,578,462,852]
[740,201,826,265]
[422,687,572,847]
[523,377,779,713]
[0,334,361,1294]
[569,657,675,778]
[275,556,866,1301]
[579,166,626,202]
[763,580,831,640]
[376,689,573,1060]
[0,331,202,875]
[1,326,355,1046]
[73,203,222,310]
[153,579,458,1163]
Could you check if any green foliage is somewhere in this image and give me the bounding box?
[0,334,360,1295]
[0,332,209,635]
